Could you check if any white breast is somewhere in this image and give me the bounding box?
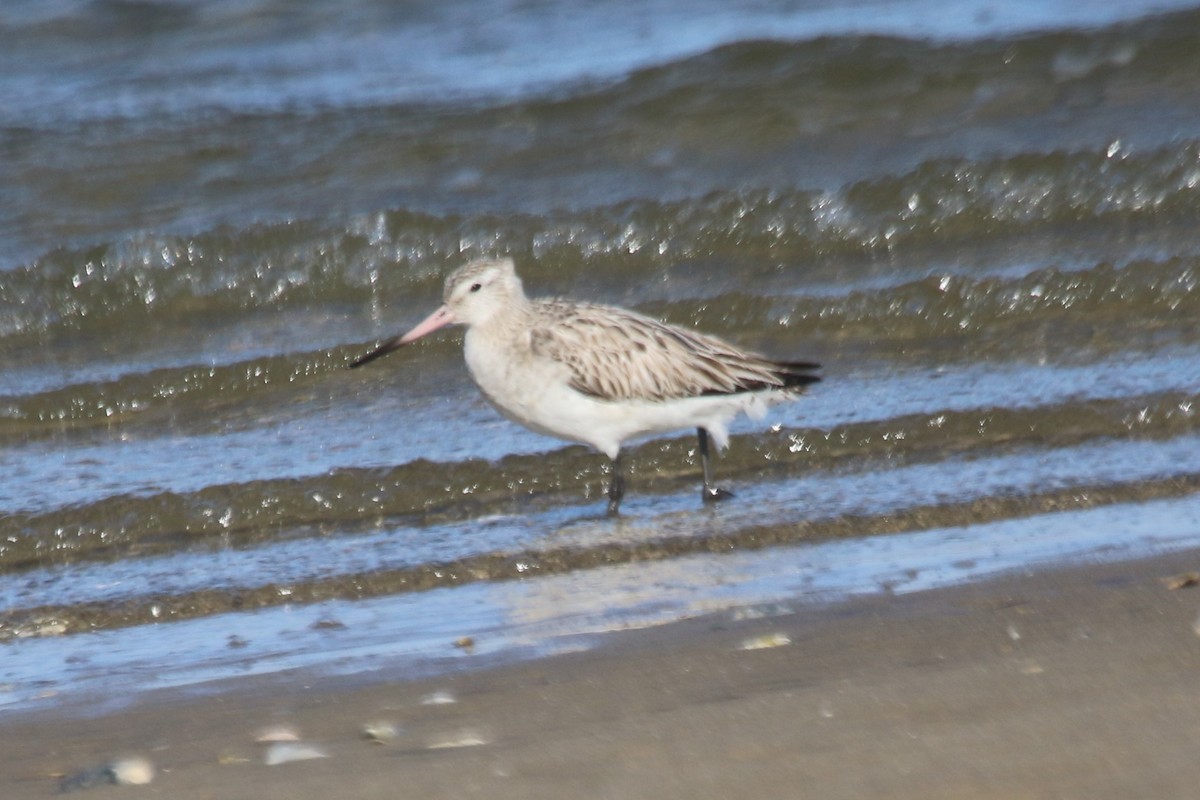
[463,326,587,441]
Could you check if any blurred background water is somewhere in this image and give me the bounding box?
[1,0,1199,711]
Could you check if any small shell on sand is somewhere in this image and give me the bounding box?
[255,724,301,742]
[420,689,457,705]
[427,728,491,749]
[361,721,401,744]
[109,756,155,786]
[739,632,792,651]
[264,742,328,766]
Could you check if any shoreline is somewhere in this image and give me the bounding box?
[8,490,1200,721]
[6,545,1200,798]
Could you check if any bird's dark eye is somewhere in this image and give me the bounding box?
[469,283,482,293]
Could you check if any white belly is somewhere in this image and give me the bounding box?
[463,328,789,459]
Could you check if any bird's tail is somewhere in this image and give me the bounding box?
[771,360,822,390]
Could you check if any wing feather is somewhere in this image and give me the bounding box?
[528,300,819,402]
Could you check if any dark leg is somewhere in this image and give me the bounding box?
[606,452,626,515]
[698,428,734,503]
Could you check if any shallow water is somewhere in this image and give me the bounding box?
[6,493,1200,716]
[1,0,1199,712]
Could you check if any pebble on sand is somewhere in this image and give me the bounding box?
[109,757,155,785]
[361,721,402,744]
[427,728,491,749]
[254,724,301,742]
[739,632,792,651]
[263,742,328,766]
[59,756,155,792]
[420,689,457,705]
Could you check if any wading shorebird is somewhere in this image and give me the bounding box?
[350,257,820,514]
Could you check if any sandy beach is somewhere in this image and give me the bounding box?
[5,545,1200,799]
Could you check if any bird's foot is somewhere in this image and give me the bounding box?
[702,486,735,504]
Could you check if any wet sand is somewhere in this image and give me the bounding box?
[5,546,1200,799]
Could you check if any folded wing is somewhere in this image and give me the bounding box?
[529,301,820,402]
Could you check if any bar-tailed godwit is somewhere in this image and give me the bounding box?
[351,257,820,513]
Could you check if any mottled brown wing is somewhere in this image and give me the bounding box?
[528,301,807,402]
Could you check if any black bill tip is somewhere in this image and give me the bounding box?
[348,336,403,369]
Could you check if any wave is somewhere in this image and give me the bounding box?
[5,8,1200,265]
[3,142,1199,349]
[4,2,1196,127]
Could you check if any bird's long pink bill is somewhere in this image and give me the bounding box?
[348,305,456,369]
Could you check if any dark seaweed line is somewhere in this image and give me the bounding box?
[0,348,349,439]
[0,388,1194,573]
[3,471,1198,642]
